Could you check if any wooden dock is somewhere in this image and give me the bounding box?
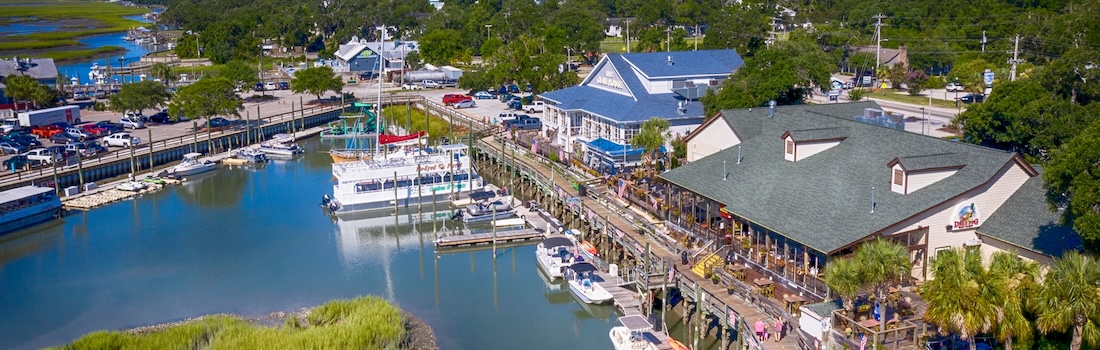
[434,228,545,248]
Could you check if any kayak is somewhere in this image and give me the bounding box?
[580,241,598,256]
[668,339,689,350]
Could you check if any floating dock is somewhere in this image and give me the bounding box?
[434,228,546,248]
[62,179,179,210]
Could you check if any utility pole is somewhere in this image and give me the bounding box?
[766,17,779,49]
[981,30,990,53]
[1009,34,1023,82]
[694,24,699,51]
[625,19,631,53]
[873,14,887,71]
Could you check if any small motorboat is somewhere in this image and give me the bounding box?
[565,262,613,304]
[116,181,147,192]
[536,236,578,279]
[258,137,303,156]
[170,153,217,176]
[459,198,515,222]
[610,315,660,350]
[232,147,269,163]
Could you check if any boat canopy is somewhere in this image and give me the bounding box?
[541,236,573,249]
[380,131,426,145]
[569,262,598,274]
[468,190,495,201]
[183,152,202,158]
[618,315,653,332]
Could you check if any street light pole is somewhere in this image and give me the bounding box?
[485,24,492,41]
[920,107,926,135]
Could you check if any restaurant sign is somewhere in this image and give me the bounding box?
[950,202,980,230]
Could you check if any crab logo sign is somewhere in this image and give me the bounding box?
[951,202,981,230]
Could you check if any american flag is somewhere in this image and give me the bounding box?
[860,334,867,350]
[617,179,628,198]
[531,139,537,154]
[668,265,675,283]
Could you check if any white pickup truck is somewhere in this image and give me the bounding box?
[23,148,60,164]
[523,101,546,113]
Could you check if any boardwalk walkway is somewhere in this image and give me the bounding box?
[479,135,801,350]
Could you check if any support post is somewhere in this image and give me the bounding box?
[148,128,154,169]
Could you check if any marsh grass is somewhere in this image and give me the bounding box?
[0,2,147,51]
[40,46,124,62]
[56,296,408,350]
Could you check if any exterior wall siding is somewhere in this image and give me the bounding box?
[979,238,1051,265]
[906,169,959,194]
[783,136,795,162]
[687,118,740,162]
[876,161,1032,279]
[794,140,841,161]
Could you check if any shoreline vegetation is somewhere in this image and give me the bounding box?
[53,296,437,350]
[0,1,147,60]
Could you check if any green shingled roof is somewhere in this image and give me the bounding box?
[661,101,1023,254]
[978,170,1080,257]
[893,153,967,172]
[803,299,843,318]
[785,127,850,142]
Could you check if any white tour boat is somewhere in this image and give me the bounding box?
[323,143,479,215]
[258,133,304,156]
[170,153,217,176]
[535,236,577,279]
[0,186,62,235]
[610,315,661,350]
[565,262,614,304]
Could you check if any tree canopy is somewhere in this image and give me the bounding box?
[108,80,171,115]
[167,76,242,121]
[220,60,259,90]
[2,74,55,110]
[700,37,835,115]
[290,66,343,102]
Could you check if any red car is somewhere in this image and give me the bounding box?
[30,125,64,139]
[442,94,472,105]
[81,124,108,137]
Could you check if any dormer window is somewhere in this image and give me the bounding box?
[888,153,966,194]
[780,127,849,162]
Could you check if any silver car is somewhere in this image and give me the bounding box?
[452,100,477,109]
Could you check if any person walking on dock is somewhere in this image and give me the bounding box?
[774,316,784,342]
[755,319,765,339]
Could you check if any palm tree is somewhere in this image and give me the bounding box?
[922,248,1002,350]
[150,62,175,85]
[824,256,864,315]
[630,117,670,173]
[1034,252,1100,350]
[989,251,1040,350]
[854,239,911,333]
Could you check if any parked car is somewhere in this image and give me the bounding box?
[121,114,146,129]
[0,142,26,154]
[452,100,477,109]
[46,145,74,161]
[203,117,244,131]
[72,91,88,100]
[94,121,125,134]
[506,84,520,93]
[264,82,277,91]
[103,132,141,147]
[945,82,963,92]
[442,79,458,88]
[253,82,265,91]
[402,83,424,90]
[64,127,91,141]
[507,100,523,110]
[81,124,109,137]
[94,89,107,99]
[503,116,542,130]
[66,141,103,157]
[278,82,290,90]
[357,72,378,80]
[30,125,64,139]
[958,93,985,103]
[522,101,546,113]
[22,148,60,164]
[50,132,81,144]
[422,80,442,89]
[2,155,41,171]
[443,94,473,105]
[149,111,173,124]
[473,91,494,100]
[4,135,40,148]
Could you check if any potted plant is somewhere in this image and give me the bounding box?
[711,273,721,284]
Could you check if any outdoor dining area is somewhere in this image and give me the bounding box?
[830,294,922,349]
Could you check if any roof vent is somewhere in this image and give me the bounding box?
[768,100,777,118]
[667,55,673,66]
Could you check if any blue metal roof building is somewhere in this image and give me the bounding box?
[538,49,742,173]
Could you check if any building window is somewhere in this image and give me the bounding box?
[785,140,793,154]
[673,80,687,89]
[709,79,720,86]
[893,169,903,185]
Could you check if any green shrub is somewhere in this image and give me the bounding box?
[848,89,866,101]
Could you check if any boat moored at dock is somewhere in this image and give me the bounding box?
[324,143,479,215]
[0,186,62,235]
[565,262,614,304]
[457,197,515,223]
[536,236,577,279]
[609,315,661,350]
[258,134,304,156]
[169,153,217,177]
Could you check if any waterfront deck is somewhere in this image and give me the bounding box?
[478,135,802,350]
[433,229,545,248]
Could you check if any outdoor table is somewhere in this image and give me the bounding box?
[727,264,748,280]
[783,294,806,315]
[858,319,880,329]
[753,278,774,296]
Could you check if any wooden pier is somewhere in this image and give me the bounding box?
[434,228,545,248]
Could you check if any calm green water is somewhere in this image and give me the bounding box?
[0,138,624,350]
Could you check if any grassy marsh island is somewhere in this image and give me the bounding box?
[54,296,437,350]
[0,1,147,60]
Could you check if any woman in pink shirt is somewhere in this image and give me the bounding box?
[755,319,766,339]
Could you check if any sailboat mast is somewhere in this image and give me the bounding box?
[376,24,384,153]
